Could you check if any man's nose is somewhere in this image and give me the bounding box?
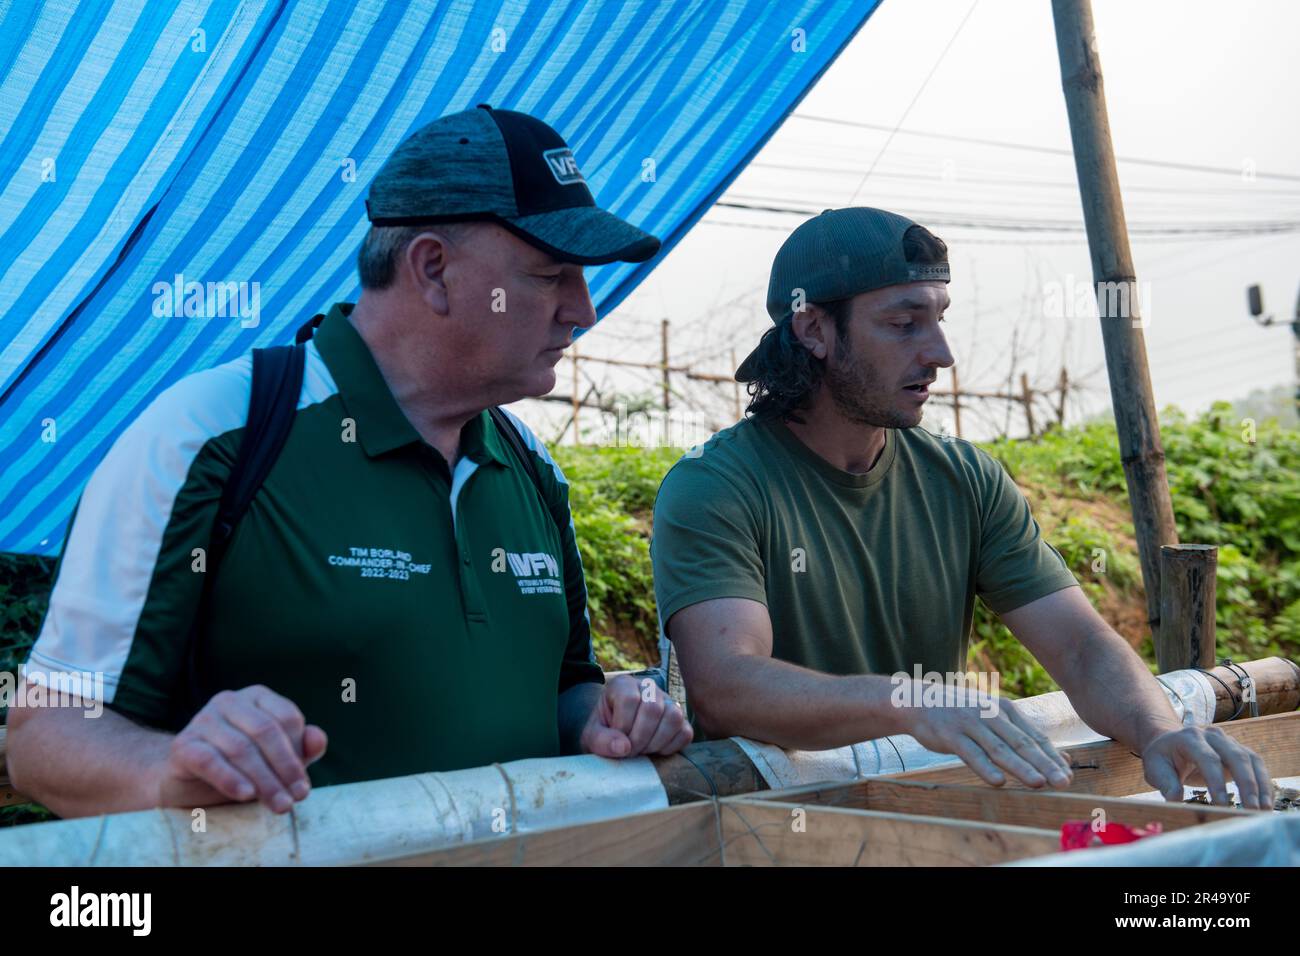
[564,271,598,331]
[922,325,956,369]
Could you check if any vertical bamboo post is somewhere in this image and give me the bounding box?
[952,365,963,438]
[1052,0,1180,640]
[1156,545,1218,673]
[1020,372,1035,437]
[731,348,741,420]
[1056,367,1069,426]
[661,319,671,414]
[1291,304,1300,422]
[571,342,580,446]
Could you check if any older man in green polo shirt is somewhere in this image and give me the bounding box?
[9,105,691,819]
[651,207,1273,810]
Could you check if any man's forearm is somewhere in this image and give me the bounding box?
[1054,625,1183,753]
[556,681,603,754]
[691,654,908,750]
[6,702,171,818]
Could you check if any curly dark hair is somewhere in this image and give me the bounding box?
[744,224,948,422]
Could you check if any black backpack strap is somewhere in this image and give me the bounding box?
[488,406,568,536]
[211,344,307,560]
[183,343,306,718]
[295,312,326,344]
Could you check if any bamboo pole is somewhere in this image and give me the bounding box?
[731,348,741,419]
[1157,544,1218,673]
[1056,366,1069,425]
[1052,0,1180,639]
[652,738,767,804]
[570,342,580,446]
[660,318,670,414]
[579,354,693,373]
[1020,372,1035,437]
[533,391,611,410]
[1210,655,1299,721]
[952,365,963,438]
[928,387,1042,402]
[683,370,734,384]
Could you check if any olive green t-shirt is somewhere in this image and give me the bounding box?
[650,417,1079,676]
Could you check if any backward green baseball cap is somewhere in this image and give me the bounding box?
[366,104,660,265]
[736,207,950,382]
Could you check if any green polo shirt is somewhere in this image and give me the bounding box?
[24,303,602,786]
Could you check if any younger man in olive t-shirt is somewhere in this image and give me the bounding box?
[649,207,1275,808]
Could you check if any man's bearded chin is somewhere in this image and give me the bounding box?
[824,354,922,429]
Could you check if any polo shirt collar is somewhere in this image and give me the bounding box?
[313,302,509,468]
[314,303,421,457]
[462,408,511,467]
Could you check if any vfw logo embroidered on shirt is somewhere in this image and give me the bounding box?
[542,148,585,186]
[492,548,563,596]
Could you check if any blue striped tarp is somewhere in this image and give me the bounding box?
[0,0,877,556]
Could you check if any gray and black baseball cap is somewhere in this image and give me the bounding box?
[366,104,660,265]
[736,207,950,382]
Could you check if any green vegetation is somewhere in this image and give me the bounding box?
[981,402,1300,696]
[0,552,54,721]
[0,553,57,827]
[552,444,682,671]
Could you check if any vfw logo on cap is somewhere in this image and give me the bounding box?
[543,147,585,186]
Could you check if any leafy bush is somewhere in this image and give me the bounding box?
[0,554,57,825]
[553,445,684,671]
[0,552,54,723]
[985,402,1300,688]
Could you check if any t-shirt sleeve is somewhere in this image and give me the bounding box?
[973,451,1079,614]
[21,363,247,730]
[651,458,768,631]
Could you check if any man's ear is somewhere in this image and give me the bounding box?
[403,231,452,317]
[791,303,832,360]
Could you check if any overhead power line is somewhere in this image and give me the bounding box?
[793,114,1300,183]
[698,219,1266,245]
[714,199,1300,236]
[849,0,981,202]
[724,188,1293,219]
[747,161,1300,197]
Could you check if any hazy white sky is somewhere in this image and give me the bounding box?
[524,0,1300,444]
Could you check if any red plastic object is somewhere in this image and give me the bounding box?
[1060,820,1163,851]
